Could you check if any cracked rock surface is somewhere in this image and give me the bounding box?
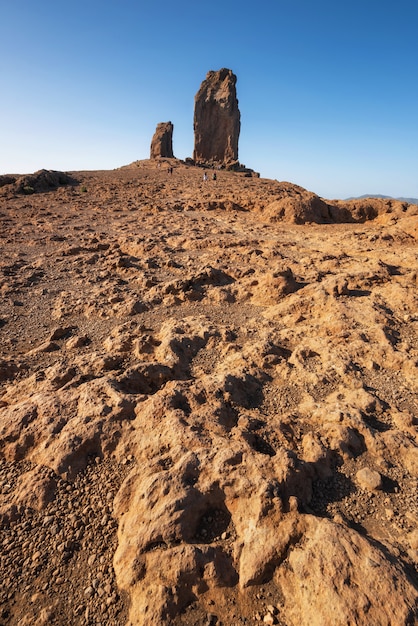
[1,160,418,625]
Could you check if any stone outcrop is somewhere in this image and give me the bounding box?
[150,121,174,159]
[193,68,240,165]
[1,162,418,625]
[0,170,75,195]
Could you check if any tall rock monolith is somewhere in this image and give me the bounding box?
[193,68,240,165]
[150,122,174,159]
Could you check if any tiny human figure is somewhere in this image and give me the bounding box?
[203,172,208,181]
[212,172,217,181]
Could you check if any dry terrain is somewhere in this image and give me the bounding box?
[1,160,418,625]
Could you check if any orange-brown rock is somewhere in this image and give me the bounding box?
[193,68,240,165]
[150,121,174,159]
[0,161,418,625]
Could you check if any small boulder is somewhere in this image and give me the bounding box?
[356,467,382,491]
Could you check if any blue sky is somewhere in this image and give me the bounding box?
[1,0,417,199]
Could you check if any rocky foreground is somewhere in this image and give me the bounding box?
[1,160,418,625]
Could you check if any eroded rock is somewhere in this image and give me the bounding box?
[193,68,240,165]
[1,162,418,625]
[150,121,174,159]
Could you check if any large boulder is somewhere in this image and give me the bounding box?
[193,68,240,165]
[150,121,174,159]
[3,170,75,194]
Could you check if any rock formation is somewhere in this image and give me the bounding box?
[150,121,174,159]
[1,160,418,625]
[0,170,74,194]
[193,68,240,165]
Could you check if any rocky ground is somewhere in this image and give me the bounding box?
[0,159,418,625]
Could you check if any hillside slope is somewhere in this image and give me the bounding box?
[1,160,418,625]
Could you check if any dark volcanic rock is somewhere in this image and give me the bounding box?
[12,170,75,194]
[0,175,17,188]
[150,121,174,159]
[193,68,240,165]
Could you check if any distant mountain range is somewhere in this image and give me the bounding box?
[346,194,418,204]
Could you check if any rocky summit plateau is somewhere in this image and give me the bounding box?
[0,159,418,626]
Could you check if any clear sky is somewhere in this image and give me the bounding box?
[1,0,417,200]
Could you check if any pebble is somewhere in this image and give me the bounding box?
[31,592,42,603]
[0,458,129,624]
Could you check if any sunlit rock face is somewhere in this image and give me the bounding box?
[150,121,174,159]
[193,68,240,165]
